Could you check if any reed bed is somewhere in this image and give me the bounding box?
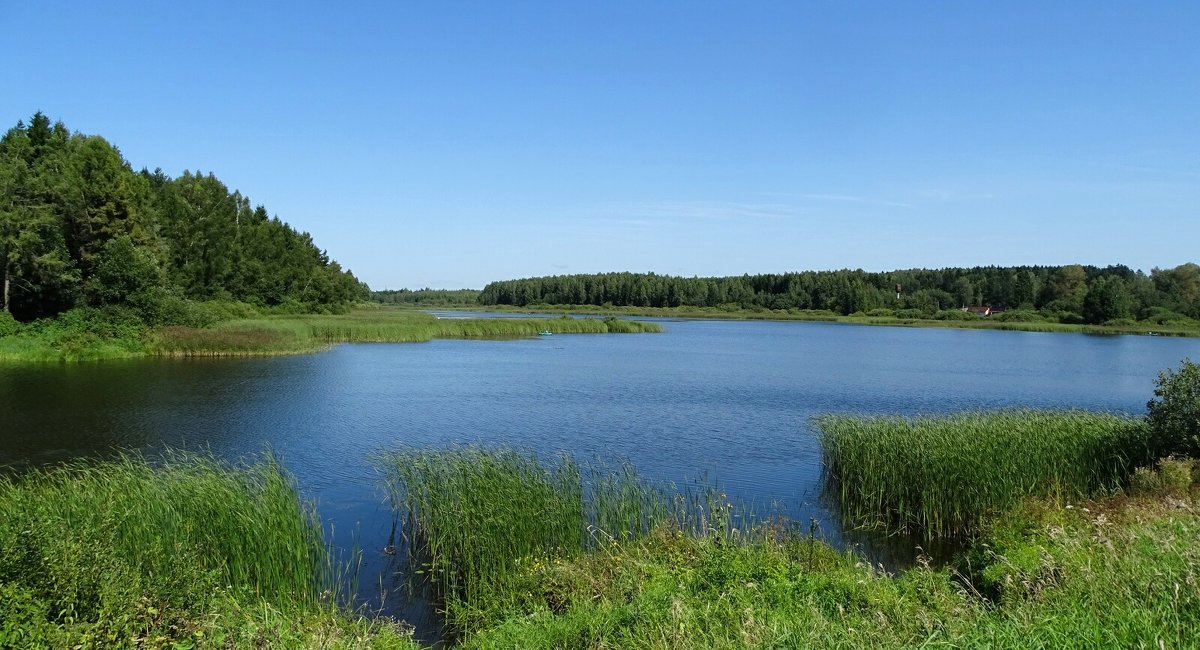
[381,447,741,635]
[152,310,659,356]
[0,453,425,647]
[818,410,1150,538]
[0,453,328,611]
[153,321,319,356]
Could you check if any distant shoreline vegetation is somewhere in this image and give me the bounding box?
[463,303,1200,337]
[389,266,1199,335]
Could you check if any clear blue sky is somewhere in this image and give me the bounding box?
[3,2,1197,289]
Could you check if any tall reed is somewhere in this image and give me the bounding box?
[153,310,660,356]
[381,447,739,635]
[818,410,1150,538]
[0,453,329,623]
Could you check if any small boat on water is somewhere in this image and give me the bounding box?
[538,330,553,336]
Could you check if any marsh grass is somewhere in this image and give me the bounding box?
[381,447,747,635]
[0,453,327,607]
[480,303,1200,336]
[153,309,660,357]
[455,484,1200,649]
[0,453,422,648]
[818,410,1150,538]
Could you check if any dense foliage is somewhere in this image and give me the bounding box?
[371,288,481,306]
[0,112,368,324]
[1147,358,1200,458]
[478,264,1200,325]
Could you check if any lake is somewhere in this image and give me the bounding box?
[3,318,1198,638]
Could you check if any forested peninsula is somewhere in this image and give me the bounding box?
[0,113,367,322]
[0,113,655,361]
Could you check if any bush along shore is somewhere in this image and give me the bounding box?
[0,305,660,362]
[6,359,1199,647]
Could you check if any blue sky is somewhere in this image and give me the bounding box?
[3,2,1197,289]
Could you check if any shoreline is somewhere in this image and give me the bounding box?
[451,303,1200,337]
[0,308,660,364]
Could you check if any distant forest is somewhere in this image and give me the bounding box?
[0,113,367,323]
[478,266,1200,326]
[373,288,482,306]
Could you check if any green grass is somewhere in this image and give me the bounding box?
[455,484,1200,649]
[5,444,1196,648]
[0,453,419,649]
[817,410,1151,537]
[475,302,1200,336]
[0,307,151,362]
[0,307,660,361]
[381,447,742,637]
[153,309,660,357]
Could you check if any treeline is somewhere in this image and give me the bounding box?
[0,112,368,325]
[478,265,1200,325]
[372,288,481,306]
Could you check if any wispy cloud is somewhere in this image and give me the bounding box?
[764,192,915,208]
[1102,163,1200,180]
[916,188,999,202]
[591,200,803,225]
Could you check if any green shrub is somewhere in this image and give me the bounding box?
[1129,466,1162,494]
[0,310,21,336]
[1141,307,1196,326]
[934,309,981,321]
[993,309,1044,323]
[1159,457,1193,492]
[1146,358,1200,458]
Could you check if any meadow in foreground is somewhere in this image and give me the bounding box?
[381,446,1198,649]
[5,447,1196,648]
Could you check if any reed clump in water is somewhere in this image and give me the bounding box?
[817,410,1150,538]
[0,452,419,647]
[381,447,740,635]
[153,310,660,356]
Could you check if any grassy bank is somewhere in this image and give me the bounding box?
[382,447,1198,648]
[456,473,1200,649]
[818,411,1149,537]
[381,447,737,637]
[6,444,1197,648]
[0,453,418,649]
[474,303,1200,337]
[0,307,660,362]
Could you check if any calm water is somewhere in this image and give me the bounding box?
[3,319,1198,636]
